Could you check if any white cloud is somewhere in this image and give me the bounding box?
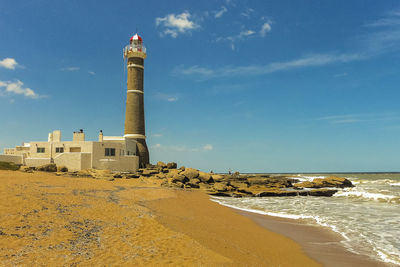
[88,71,95,75]
[217,29,256,50]
[61,66,80,71]
[152,143,162,148]
[260,23,272,37]
[366,10,400,27]
[152,134,163,137]
[203,144,213,151]
[155,11,199,38]
[241,8,254,18]
[174,65,215,76]
[173,53,364,79]
[318,112,400,124]
[0,80,40,98]
[155,92,179,102]
[0,58,18,70]
[239,30,255,37]
[366,18,400,27]
[215,6,227,18]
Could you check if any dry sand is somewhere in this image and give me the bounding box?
[0,170,318,266]
[0,170,385,266]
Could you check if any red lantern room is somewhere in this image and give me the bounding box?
[130,33,143,43]
[124,33,146,59]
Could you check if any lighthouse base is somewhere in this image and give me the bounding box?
[125,137,149,168]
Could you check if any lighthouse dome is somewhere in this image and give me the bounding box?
[130,34,142,42]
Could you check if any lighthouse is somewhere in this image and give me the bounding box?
[123,33,149,167]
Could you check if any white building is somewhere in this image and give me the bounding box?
[0,130,139,172]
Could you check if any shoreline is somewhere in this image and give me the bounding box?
[232,207,389,267]
[0,170,393,266]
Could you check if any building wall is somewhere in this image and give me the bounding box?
[92,141,138,172]
[54,152,92,172]
[0,155,23,164]
[25,158,51,167]
[28,141,94,159]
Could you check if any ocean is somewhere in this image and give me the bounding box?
[212,173,400,266]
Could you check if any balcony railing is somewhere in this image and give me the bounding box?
[123,44,147,58]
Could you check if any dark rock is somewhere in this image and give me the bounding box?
[308,189,338,197]
[125,174,140,179]
[198,171,213,183]
[57,165,68,172]
[141,169,159,176]
[37,164,57,172]
[167,162,177,169]
[257,190,298,197]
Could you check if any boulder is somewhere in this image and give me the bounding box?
[293,181,315,188]
[308,189,338,197]
[166,169,181,178]
[198,171,213,183]
[211,174,225,182]
[141,169,159,176]
[313,176,353,188]
[229,181,249,190]
[213,183,228,192]
[167,162,177,169]
[125,173,140,179]
[247,176,292,188]
[173,181,184,188]
[186,182,200,189]
[155,173,166,179]
[20,166,35,172]
[257,190,298,197]
[37,164,57,172]
[171,174,189,184]
[57,165,68,172]
[181,168,199,180]
[156,161,167,168]
[189,178,201,184]
[294,176,353,189]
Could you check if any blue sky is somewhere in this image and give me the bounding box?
[1,0,400,172]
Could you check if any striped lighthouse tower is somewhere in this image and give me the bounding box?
[123,33,149,167]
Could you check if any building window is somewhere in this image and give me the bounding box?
[70,147,81,152]
[105,148,116,156]
[37,147,45,153]
[56,147,64,153]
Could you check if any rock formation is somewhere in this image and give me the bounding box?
[19,161,354,198]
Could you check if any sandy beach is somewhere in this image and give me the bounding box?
[0,170,387,266]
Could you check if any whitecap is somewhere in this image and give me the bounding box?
[333,190,398,202]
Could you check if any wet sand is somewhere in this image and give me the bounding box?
[236,210,388,267]
[0,170,387,266]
